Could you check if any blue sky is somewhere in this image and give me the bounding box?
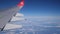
[0,0,60,17]
[20,0,60,17]
[0,0,21,9]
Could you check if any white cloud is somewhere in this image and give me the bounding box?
[30,16,60,20]
[37,25,60,28]
[26,16,60,24]
[27,16,60,19]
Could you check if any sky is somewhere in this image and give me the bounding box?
[0,0,21,9]
[0,0,60,17]
[20,0,60,17]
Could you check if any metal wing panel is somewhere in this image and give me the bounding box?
[0,0,24,29]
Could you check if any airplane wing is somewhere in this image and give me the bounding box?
[0,0,24,31]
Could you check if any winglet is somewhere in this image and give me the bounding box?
[17,0,24,7]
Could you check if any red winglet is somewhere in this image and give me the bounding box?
[17,0,24,7]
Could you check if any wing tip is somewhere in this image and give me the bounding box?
[17,0,24,7]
